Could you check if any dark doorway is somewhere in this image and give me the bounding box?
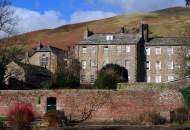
[47,97,57,111]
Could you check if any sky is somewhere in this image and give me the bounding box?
[11,0,186,34]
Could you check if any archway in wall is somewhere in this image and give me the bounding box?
[47,97,57,111]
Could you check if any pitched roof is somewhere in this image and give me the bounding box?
[146,37,190,46]
[78,33,141,45]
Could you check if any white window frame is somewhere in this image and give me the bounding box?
[82,46,87,54]
[146,61,150,70]
[91,46,96,54]
[90,60,96,67]
[104,46,109,54]
[82,60,87,69]
[155,75,161,83]
[155,61,161,70]
[147,76,151,83]
[106,35,114,41]
[117,46,122,53]
[167,47,173,55]
[146,47,150,55]
[126,46,130,53]
[125,60,130,69]
[155,47,161,55]
[168,61,174,70]
[168,76,174,81]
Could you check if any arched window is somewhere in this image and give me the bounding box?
[40,54,48,67]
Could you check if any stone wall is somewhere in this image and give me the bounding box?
[0,89,184,122]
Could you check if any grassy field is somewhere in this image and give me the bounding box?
[1,6,190,50]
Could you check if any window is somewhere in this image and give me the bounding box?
[104,46,109,54]
[103,59,109,66]
[90,75,95,83]
[106,35,113,40]
[81,75,85,82]
[155,61,161,70]
[125,60,130,69]
[82,61,87,69]
[167,47,173,55]
[91,46,96,54]
[146,61,150,70]
[90,60,96,67]
[147,76,151,83]
[168,61,174,70]
[155,47,161,55]
[155,75,161,83]
[40,54,48,67]
[168,76,174,81]
[126,46,130,53]
[187,48,190,57]
[146,47,150,55]
[117,46,122,53]
[82,46,87,54]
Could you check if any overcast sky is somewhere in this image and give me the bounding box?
[11,0,186,34]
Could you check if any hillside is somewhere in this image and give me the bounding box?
[2,6,190,50]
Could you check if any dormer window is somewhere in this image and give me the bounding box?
[106,35,114,41]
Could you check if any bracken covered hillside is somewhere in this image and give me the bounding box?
[1,6,190,50]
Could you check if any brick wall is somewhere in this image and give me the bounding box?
[0,89,184,122]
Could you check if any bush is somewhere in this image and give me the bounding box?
[40,81,53,89]
[180,86,190,107]
[139,112,166,125]
[7,103,34,130]
[42,110,66,127]
[95,64,128,89]
[171,108,189,124]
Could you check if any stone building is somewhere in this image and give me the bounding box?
[75,24,190,84]
[23,44,67,74]
[4,60,52,89]
[145,38,190,83]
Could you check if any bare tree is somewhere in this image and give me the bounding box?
[0,0,17,36]
[186,0,190,7]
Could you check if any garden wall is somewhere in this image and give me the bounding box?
[0,89,184,122]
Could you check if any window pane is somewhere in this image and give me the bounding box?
[155,47,161,55]
[168,61,174,70]
[146,47,150,55]
[167,48,173,55]
[126,46,130,53]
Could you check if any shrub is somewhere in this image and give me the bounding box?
[139,112,166,125]
[42,110,66,127]
[171,108,189,124]
[40,81,53,89]
[7,103,34,130]
[95,64,128,89]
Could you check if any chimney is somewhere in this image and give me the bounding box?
[141,24,149,42]
[37,42,43,50]
[25,52,29,63]
[120,25,125,33]
[84,27,94,39]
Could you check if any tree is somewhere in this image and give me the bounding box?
[186,0,190,7]
[0,45,24,88]
[0,0,17,36]
[95,64,128,89]
[54,59,80,88]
